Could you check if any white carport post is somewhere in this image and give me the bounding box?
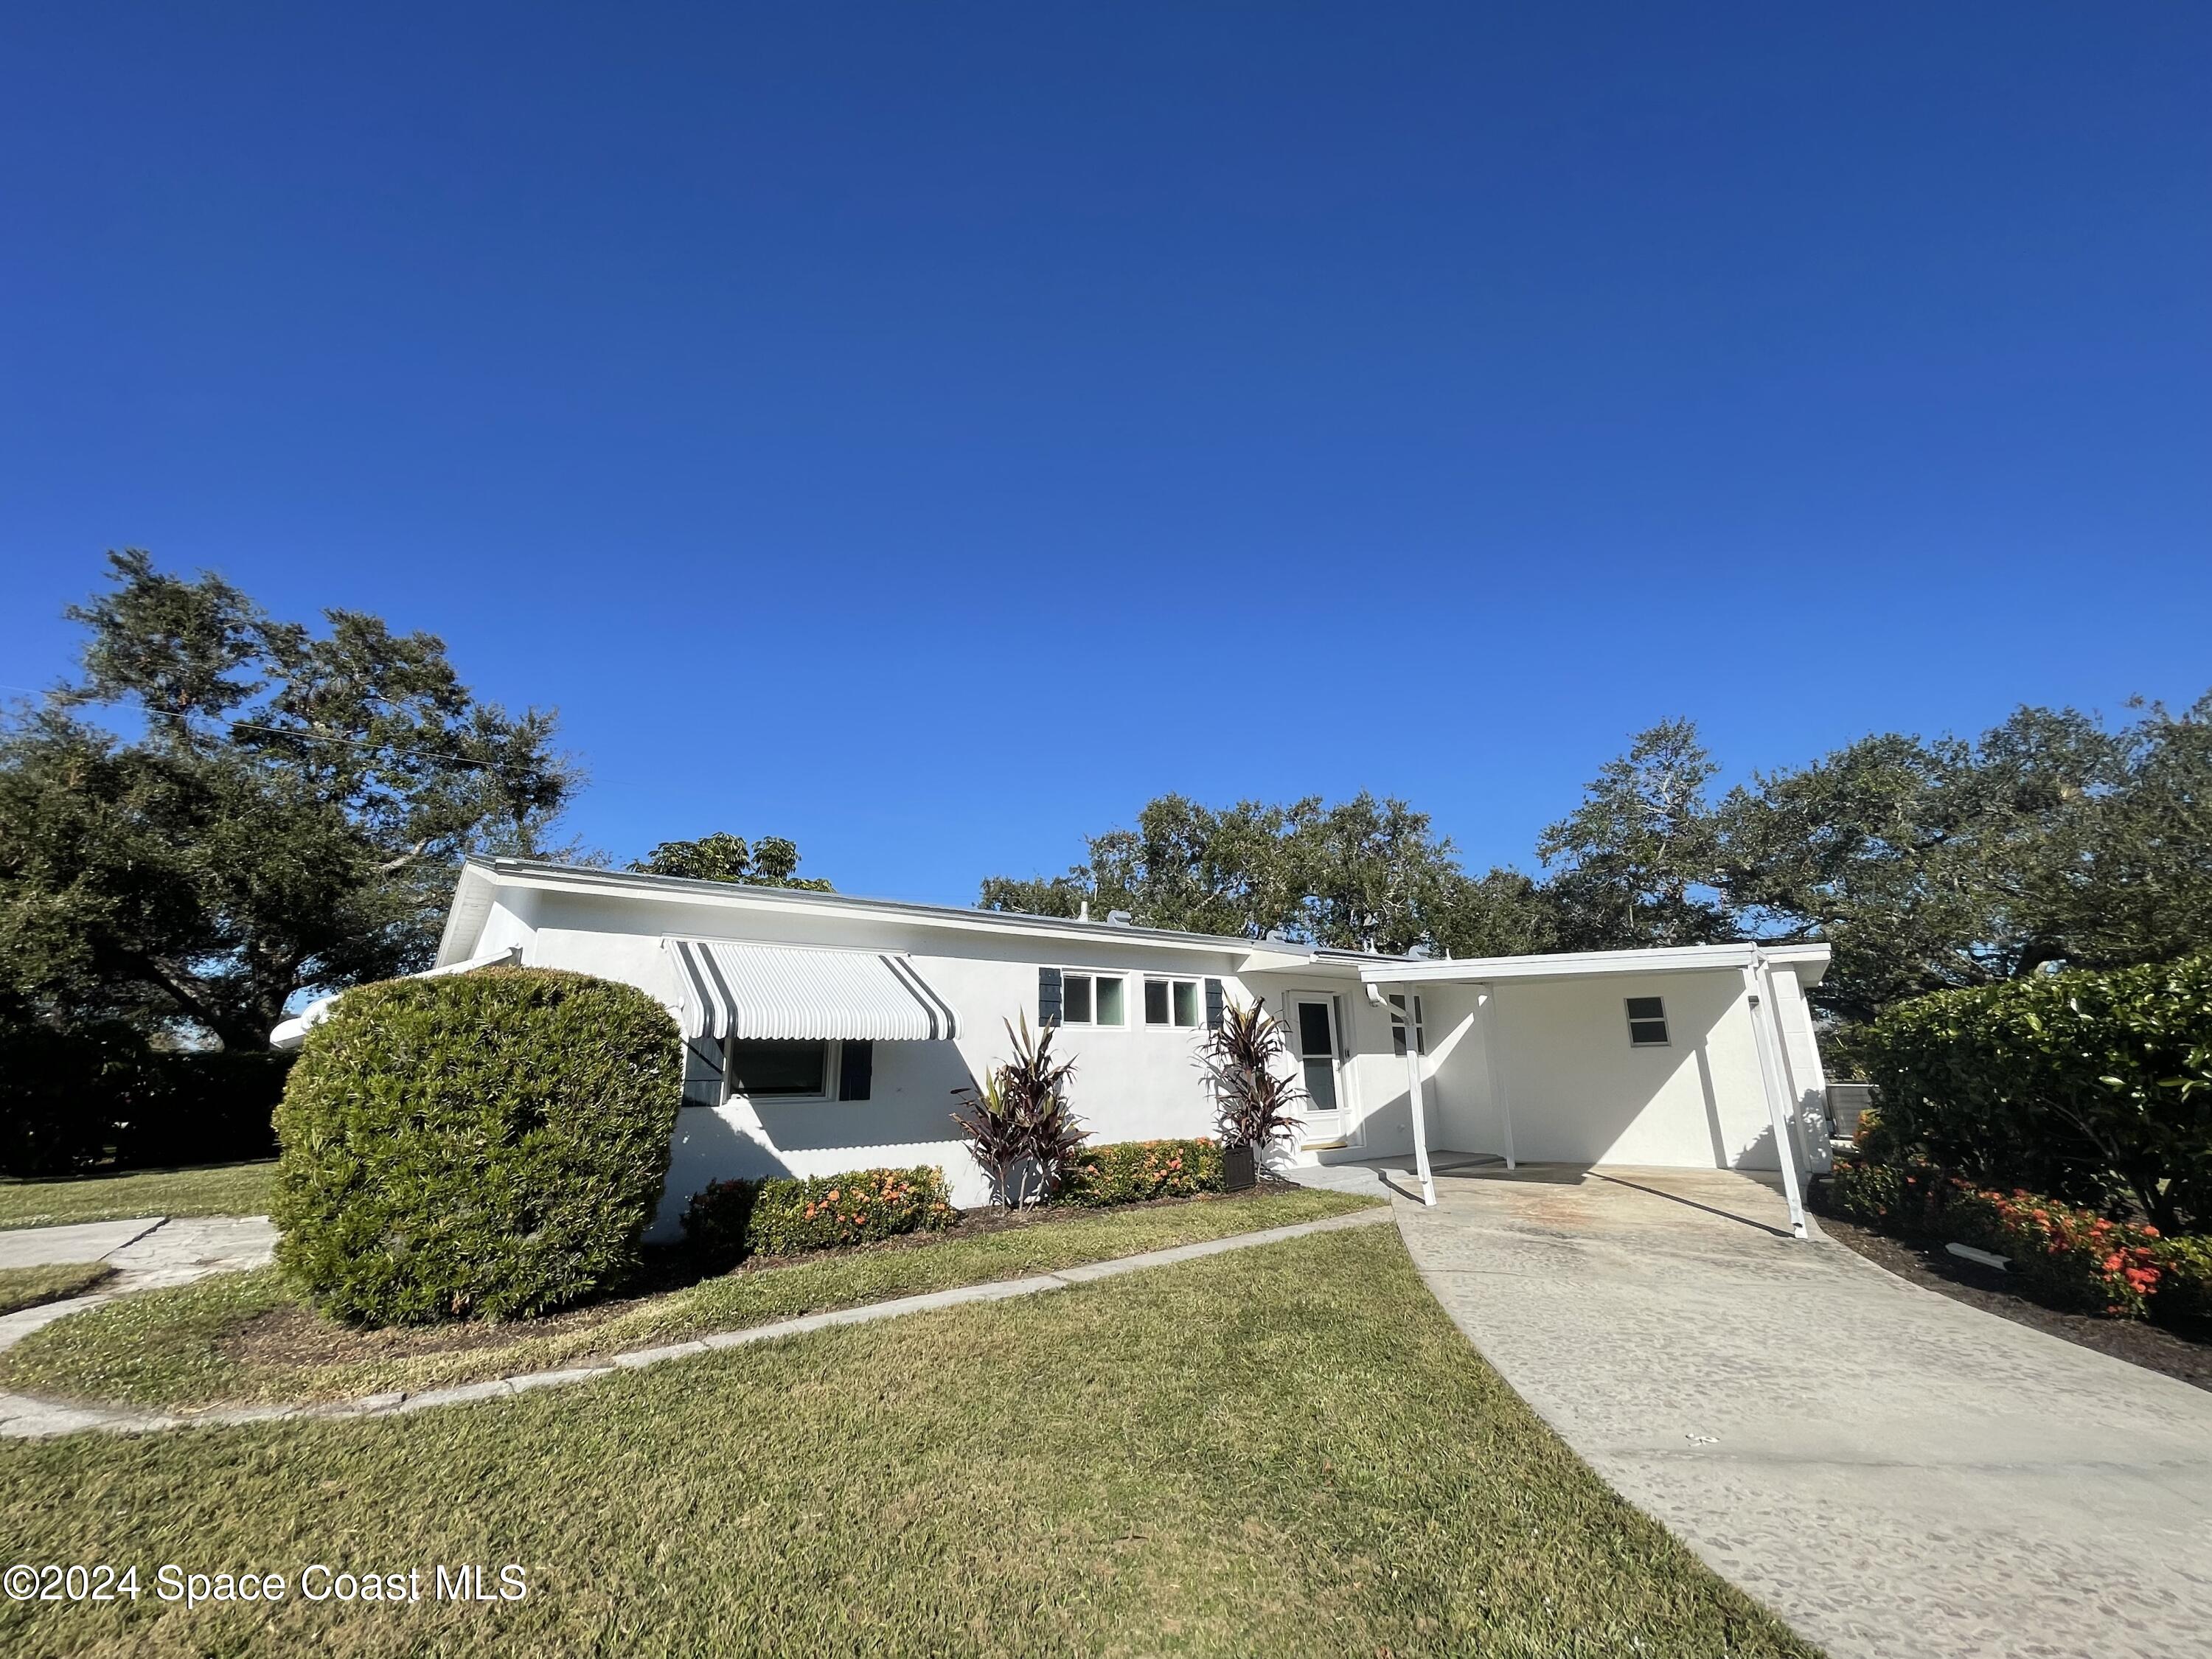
[1476,983,1517,1170]
[1741,954,1809,1239]
[1380,982,1438,1207]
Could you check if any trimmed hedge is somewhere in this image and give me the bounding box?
[1060,1138,1225,1207]
[0,1018,289,1178]
[0,1018,143,1177]
[1825,1160,2167,1318]
[112,1051,291,1169]
[1863,953,2212,1233]
[681,1166,957,1269]
[273,967,681,1326]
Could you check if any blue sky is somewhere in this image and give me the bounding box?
[4,4,2207,905]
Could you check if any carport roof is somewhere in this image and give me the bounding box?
[1352,941,1829,987]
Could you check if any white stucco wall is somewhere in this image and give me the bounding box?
[1478,970,1781,1169]
[513,888,1253,1231]
[467,874,1825,1231]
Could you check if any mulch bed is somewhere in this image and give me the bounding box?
[223,1178,1309,1369]
[1815,1208,2212,1393]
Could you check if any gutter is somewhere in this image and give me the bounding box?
[269,945,523,1051]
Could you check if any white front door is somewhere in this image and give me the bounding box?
[1290,994,1354,1147]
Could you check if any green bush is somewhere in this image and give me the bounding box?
[272,967,681,1326]
[1863,953,2212,1233]
[114,1051,291,1169]
[681,1166,957,1268]
[2152,1236,2212,1327]
[1823,1158,1944,1234]
[0,1002,291,1178]
[0,1015,141,1177]
[1060,1138,1225,1207]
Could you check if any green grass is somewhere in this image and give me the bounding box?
[0,1262,113,1316]
[0,1226,1817,1658]
[3,1187,1376,1410]
[0,1161,274,1231]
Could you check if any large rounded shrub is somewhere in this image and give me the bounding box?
[273,967,681,1326]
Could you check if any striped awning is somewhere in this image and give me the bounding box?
[666,939,959,1042]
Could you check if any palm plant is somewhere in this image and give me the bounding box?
[951,1015,1088,1206]
[1200,998,1304,1155]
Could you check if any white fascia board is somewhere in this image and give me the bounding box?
[465,858,1318,969]
[433,863,499,967]
[1356,941,1832,987]
[274,945,521,1049]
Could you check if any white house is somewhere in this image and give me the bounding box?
[278,857,1835,1239]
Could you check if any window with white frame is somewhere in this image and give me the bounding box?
[1624,996,1670,1047]
[1060,972,1126,1027]
[1388,992,1426,1057]
[726,1038,834,1099]
[715,1037,876,1103]
[1144,977,1202,1028]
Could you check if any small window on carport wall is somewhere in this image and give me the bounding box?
[1625,996,1670,1047]
[1388,993,1425,1056]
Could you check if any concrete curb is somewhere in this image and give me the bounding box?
[0,1206,1391,1440]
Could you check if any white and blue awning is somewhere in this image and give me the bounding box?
[666,938,959,1043]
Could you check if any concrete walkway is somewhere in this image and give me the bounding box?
[1393,1162,2212,1659]
[0,1207,1391,1439]
[0,1212,278,1347]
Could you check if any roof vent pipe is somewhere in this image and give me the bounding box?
[1106,910,1134,927]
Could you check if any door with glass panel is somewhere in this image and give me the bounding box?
[1288,994,1352,1146]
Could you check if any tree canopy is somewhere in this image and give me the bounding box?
[977,790,1548,956]
[0,552,580,1050]
[628,832,832,891]
[1714,696,2212,1024]
[979,693,2212,1043]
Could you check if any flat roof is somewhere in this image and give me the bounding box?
[437,858,1323,969]
[1352,940,1831,986]
[437,858,1829,987]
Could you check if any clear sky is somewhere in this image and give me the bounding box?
[4,4,2207,905]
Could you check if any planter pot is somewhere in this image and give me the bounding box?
[1222,1144,1257,1192]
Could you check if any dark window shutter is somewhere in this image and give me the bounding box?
[1204,978,1225,1030]
[1039,967,1064,1027]
[682,1036,726,1108]
[838,1039,874,1101]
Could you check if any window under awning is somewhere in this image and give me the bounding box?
[665,938,959,1043]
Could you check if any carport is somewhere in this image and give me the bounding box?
[1356,943,1829,1238]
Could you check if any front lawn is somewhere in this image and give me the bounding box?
[4,1186,1374,1410]
[0,1161,275,1232]
[0,1225,1815,1658]
[0,1263,113,1317]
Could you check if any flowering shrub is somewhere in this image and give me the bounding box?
[681,1166,957,1268]
[1943,1185,2163,1318]
[1826,1158,1946,1235]
[1823,1158,2169,1319]
[1059,1138,1225,1208]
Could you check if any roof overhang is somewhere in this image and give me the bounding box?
[437,858,1318,973]
[1355,941,1831,988]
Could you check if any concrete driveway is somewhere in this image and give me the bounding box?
[1391,1163,2212,1659]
